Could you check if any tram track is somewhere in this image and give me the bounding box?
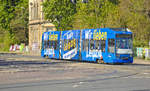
[0,68,139,90]
[0,54,149,90]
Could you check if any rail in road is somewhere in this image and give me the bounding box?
[0,53,150,90]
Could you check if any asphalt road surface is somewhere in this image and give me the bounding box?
[0,53,150,91]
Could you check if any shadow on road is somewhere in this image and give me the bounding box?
[0,58,150,67]
[0,59,68,66]
[129,63,150,66]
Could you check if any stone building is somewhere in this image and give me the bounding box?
[29,0,56,55]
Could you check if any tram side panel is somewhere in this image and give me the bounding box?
[81,29,107,62]
[41,32,45,57]
[61,30,80,60]
[41,31,61,59]
[102,28,116,63]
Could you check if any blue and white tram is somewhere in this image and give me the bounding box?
[41,28,133,64]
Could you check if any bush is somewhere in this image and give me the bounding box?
[0,31,15,51]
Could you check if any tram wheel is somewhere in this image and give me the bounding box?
[96,59,100,64]
[97,59,104,64]
[45,55,49,59]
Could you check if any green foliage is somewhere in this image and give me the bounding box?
[0,0,28,51]
[120,0,150,47]
[43,0,150,47]
[0,30,13,51]
[72,0,120,29]
[0,1,14,30]
[12,0,29,44]
[0,0,149,51]
[42,0,76,31]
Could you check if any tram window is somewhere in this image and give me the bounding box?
[53,41,57,49]
[76,39,78,49]
[63,39,68,51]
[82,40,86,51]
[68,39,72,50]
[49,41,53,48]
[63,39,68,44]
[101,40,106,52]
[108,39,115,53]
[44,40,49,48]
[85,39,89,51]
[49,41,51,48]
[56,41,58,49]
[90,40,94,50]
[95,40,100,50]
[44,41,46,48]
[65,39,75,50]
[44,40,47,48]
[73,39,76,49]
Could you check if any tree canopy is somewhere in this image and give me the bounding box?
[0,0,150,51]
[0,0,28,51]
[42,0,76,31]
[43,0,150,47]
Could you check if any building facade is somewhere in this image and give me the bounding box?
[29,0,56,55]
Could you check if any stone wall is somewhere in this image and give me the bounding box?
[29,0,55,55]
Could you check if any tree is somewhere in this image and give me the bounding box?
[42,0,150,47]
[0,0,17,50]
[0,0,14,31]
[11,0,29,44]
[119,0,150,47]
[73,0,120,29]
[0,0,28,51]
[42,0,76,31]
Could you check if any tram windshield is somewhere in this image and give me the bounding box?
[116,33,133,54]
[116,39,132,49]
[116,39,133,54]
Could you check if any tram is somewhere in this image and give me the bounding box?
[41,28,133,64]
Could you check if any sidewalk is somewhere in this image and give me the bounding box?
[134,58,150,64]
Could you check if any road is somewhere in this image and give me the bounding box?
[0,53,150,91]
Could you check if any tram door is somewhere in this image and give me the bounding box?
[105,39,115,62]
[101,40,106,61]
